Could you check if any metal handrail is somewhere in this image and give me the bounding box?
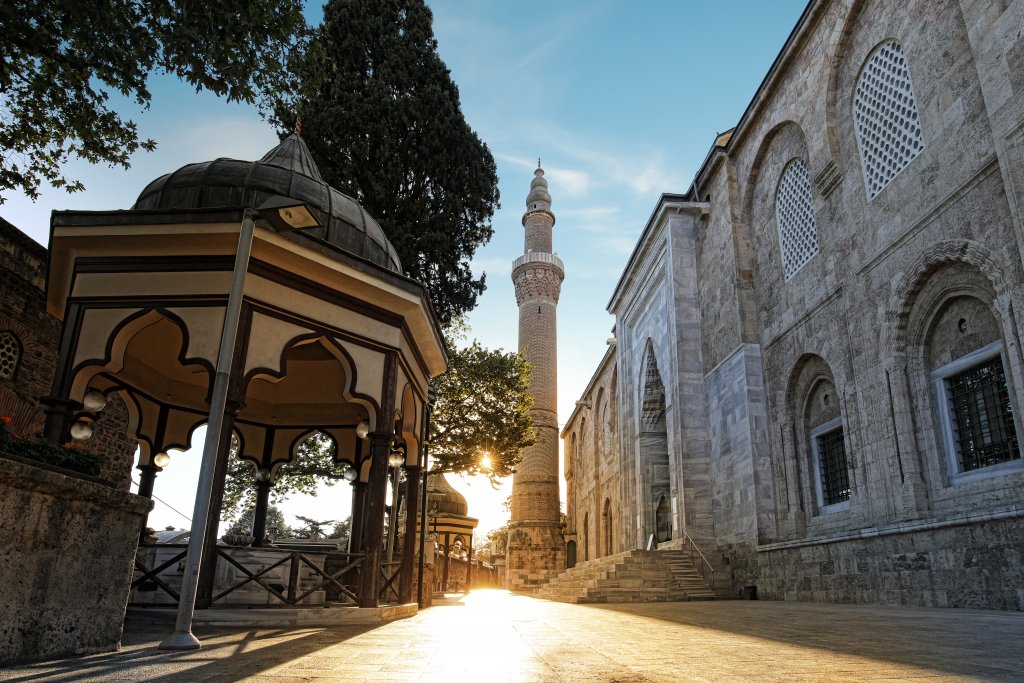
[680,528,715,580]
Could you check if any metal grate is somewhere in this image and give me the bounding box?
[853,40,925,200]
[0,331,20,379]
[816,427,851,506]
[945,356,1020,472]
[775,158,819,280]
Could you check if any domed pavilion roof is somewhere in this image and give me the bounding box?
[426,473,469,517]
[132,133,402,273]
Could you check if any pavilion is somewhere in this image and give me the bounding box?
[42,130,446,636]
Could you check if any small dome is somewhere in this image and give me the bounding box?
[525,167,551,212]
[133,134,402,273]
[426,473,469,517]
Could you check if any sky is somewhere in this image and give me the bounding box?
[0,0,807,539]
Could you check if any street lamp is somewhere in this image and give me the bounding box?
[160,199,321,651]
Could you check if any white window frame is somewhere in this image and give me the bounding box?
[809,416,850,514]
[930,341,1024,485]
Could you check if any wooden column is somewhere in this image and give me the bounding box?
[442,531,451,594]
[195,400,241,609]
[466,532,474,592]
[357,352,397,608]
[348,481,367,554]
[397,463,421,603]
[250,478,272,546]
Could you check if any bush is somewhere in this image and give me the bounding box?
[0,417,103,477]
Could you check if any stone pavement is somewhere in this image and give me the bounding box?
[2,590,1022,682]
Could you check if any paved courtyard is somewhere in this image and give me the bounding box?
[2,591,1022,682]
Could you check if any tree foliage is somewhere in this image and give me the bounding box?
[229,504,291,539]
[273,0,500,326]
[221,432,341,520]
[429,341,535,483]
[0,0,305,200]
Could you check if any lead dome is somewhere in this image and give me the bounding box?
[133,133,402,273]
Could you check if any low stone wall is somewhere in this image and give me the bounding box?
[0,454,151,663]
[755,513,1024,610]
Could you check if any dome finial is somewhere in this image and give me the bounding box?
[294,116,302,135]
[538,157,541,169]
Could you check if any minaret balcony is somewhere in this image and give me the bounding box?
[512,251,564,276]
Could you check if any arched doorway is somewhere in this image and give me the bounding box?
[640,341,671,543]
[566,540,577,568]
[656,496,671,543]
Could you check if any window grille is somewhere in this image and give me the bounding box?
[0,331,20,379]
[775,158,819,279]
[853,40,925,200]
[945,356,1020,472]
[814,425,851,507]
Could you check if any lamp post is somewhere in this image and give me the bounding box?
[385,444,405,568]
[159,200,321,651]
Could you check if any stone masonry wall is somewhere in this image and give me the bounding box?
[0,455,151,663]
[0,218,136,488]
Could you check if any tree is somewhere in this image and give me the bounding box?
[429,341,536,483]
[220,432,342,520]
[274,0,500,326]
[327,517,352,542]
[229,504,291,539]
[0,0,305,200]
[484,524,508,556]
[295,516,336,541]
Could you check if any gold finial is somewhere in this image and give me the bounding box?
[294,116,302,135]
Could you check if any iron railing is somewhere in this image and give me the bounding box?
[680,528,715,580]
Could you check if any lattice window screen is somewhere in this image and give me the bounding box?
[775,158,819,280]
[0,331,20,379]
[853,40,925,200]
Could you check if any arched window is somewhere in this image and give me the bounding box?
[602,498,613,556]
[775,158,819,279]
[0,331,22,379]
[853,40,924,201]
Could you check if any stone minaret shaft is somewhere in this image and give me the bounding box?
[507,165,565,590]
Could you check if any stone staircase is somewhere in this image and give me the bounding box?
[533,547,720,604]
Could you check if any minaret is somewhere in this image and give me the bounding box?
[507,162,565,590]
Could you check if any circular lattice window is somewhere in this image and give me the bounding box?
[0,331,21,379]
[775,158,819,280]
[853,40,925,201]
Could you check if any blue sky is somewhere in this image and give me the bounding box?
[0,1,807,536]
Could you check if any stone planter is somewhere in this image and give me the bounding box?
[0,453,151,664]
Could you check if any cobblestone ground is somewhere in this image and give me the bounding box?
[3,591,1023,682]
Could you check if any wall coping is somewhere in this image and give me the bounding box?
[0,452,151,515]
[758,504,1024,553]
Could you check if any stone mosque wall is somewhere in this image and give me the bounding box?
[563,0,1024,609]
[0,218,136,488]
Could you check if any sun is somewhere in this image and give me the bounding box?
[480,451,492,470]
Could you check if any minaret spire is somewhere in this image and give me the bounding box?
[507,163,565,591]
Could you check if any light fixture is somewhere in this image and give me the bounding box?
[256,196,323,232]
[153,452,172,468]
[255,468,271,482]
[82,389,107,412]
[69,420,95,441]
[343,465,358,482]
[355,420,370,440]
[388,451,406,468]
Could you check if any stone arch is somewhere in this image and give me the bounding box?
[741,119,811,229]
[885,240,1011,356]
[824,0,870,164]
[0,329,23,380]
[899,256,1023,485]
[639,339,671,543]
[786,354,851,515]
